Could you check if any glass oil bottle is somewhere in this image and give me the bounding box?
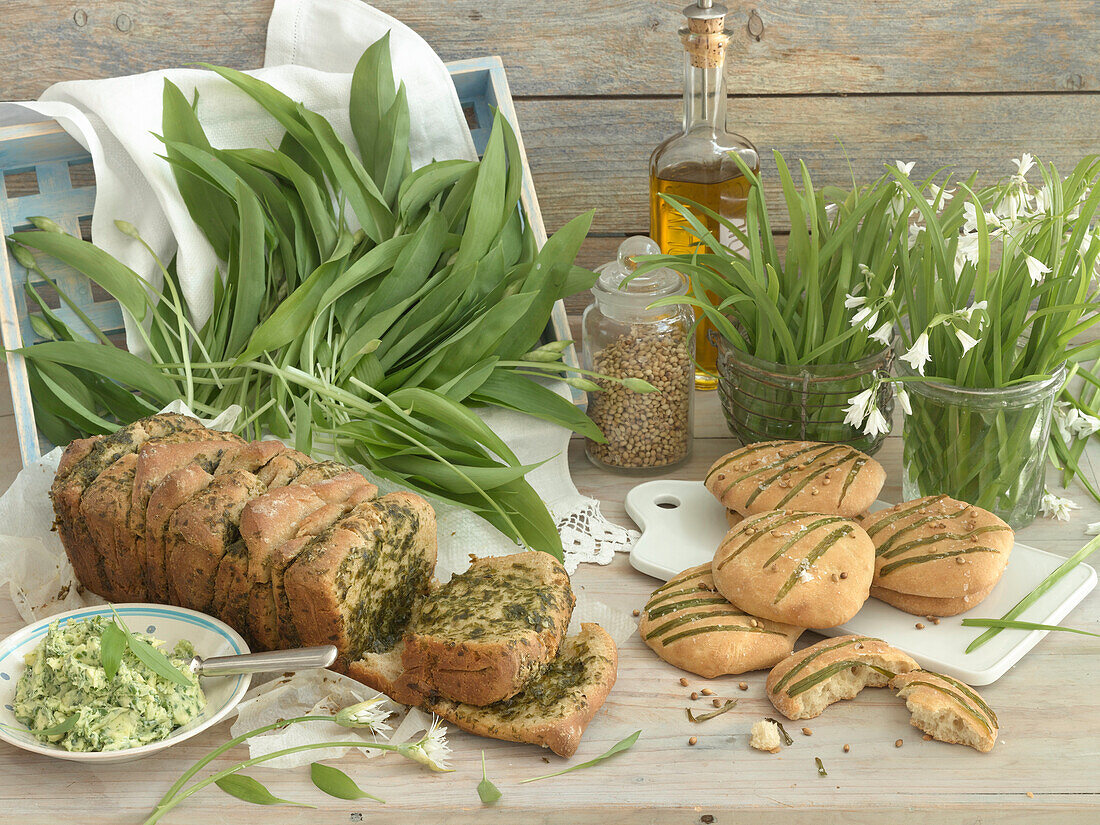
[649,0,759,389]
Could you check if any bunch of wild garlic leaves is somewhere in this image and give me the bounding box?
[8,37,641,560]
[641,149,905,367]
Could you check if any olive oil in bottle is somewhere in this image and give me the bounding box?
[649,1,759,389]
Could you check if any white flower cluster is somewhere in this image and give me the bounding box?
[896,301,987,376]
[1040,490,1080,521]
[1054,401,1100,442]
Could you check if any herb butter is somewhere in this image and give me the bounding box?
[13,616,206,752]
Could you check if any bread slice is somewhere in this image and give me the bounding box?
[166,470,266,612]
[422,623,618,758]
[78,454,139,601]
[51,413,201,595]
[890,669,998,752]
[282,492,436,669]
[766,634,918,720]
[144,462,218,603]
[215,440,291,476]
[399,553,574,706]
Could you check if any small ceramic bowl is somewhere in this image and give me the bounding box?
[0,603,250,763]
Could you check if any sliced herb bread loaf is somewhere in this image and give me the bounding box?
[400,553,575,705]
[282,492,437,669]
[423,623,618,758]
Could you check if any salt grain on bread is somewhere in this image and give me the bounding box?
[705,440,885,518]
[863,496,1013,613]
[749,719,782,753]
[890,669,998,752]
[766,634,918,720]
[639,563,803,677]
[711,510,874,628]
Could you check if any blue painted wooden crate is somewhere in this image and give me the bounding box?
[0,57,579,466]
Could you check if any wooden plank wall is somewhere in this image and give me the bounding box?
[4,0,1100,317]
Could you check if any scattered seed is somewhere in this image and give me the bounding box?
[712,698,722,707]
[895,739,904,748]
[815,757,827,776]
[923,734,932,741]
[632,609,640,617]
[801,727,813,736]
[931,618,941,625]
[956,556,967,564]
[702,816,715,824]
[688,736,698,746]
[843,744,850,753]
[915,623,925,630]
[701,688,715,696]
[839,571,848,579]
[680,677,690,687]
[691,692,699,700]
[830,573,839,583]
[739,682,749,691]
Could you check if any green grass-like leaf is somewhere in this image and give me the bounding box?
[519,731,641,783]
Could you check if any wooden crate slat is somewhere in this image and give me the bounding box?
[0,58,577,464]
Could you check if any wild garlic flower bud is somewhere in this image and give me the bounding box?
[335,696,393,732]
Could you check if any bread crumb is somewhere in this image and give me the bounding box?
[701,688,715,696]
[801,727,813,736]
[843,744,850,753]
[750,719,782,753]
[688,736,698,746]
[895,739,904,748]
[739,681,749,691]
[680,677,689,687]
[1026,792,1034,799]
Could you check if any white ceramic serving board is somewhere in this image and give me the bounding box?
[625,479,1097,686]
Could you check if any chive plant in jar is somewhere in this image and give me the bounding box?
[642,150,901,454]
[582,236,694,473]
[844,155,1100,528]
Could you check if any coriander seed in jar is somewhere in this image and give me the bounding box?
[582,236,694,472]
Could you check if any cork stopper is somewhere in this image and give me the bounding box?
[682,1,730,68]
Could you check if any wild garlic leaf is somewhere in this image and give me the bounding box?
[961,618,1100,638]
[99,619,128,681]
[35,714,78,737]
[477,751,502,805]
[214,774,315,808]
[109,606,191,688]
[310,763,385,803]
[519,731,641,784]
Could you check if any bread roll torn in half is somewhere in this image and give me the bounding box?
[766,634,918,720]
[890,669,998,752]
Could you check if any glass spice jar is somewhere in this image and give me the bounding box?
[582,236,694,473]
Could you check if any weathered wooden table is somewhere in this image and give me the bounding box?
[0,387,1096,824]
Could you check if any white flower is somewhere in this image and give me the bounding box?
[1025,255,1051,285]
[897,386,912,415]
[927,182,955,209]
[843,388,875,430]
[1086,521,1100,536]
[955,328,980,354]
[863,407,890,438]
[335,696,393,733]
[1012,153,1036,179]
[1071,412,1100,439]
[962,202,1002,234]
[883,275,896,299]
[1040,491,1080,521]
[402,718,453,772]
[958,300,988,323]
[954,233,981,275]
[844,293,867,309]
[908,222,923,249]
[900,332,931,376]
[825,202,839,221]
[1033,185,1052,215]
[851,305,879,331]
[870,321,894,346]
[895,160,916,176]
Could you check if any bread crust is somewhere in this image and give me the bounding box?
[705,441,885,518]
[890,669,998,752]
[423,623,618,758]
[639,563,802,677]
[869,583,996,616]
[711,510,874,628]
[864,496,1013,599]
[144,463,215,603]
[400,553,574,706]
[766,634,918,720]
[79,454,139,602]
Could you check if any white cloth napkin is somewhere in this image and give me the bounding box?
[0,0,637,589]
